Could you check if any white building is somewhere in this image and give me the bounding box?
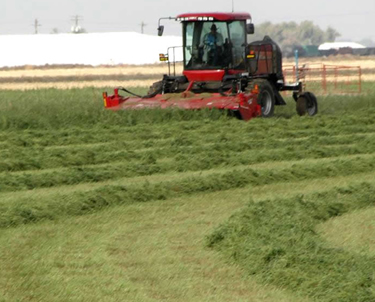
[318,42,366,51]
[0,32,183,67]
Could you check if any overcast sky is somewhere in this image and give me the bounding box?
[1,0,374,42]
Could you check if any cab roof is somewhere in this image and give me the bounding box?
[176,12,251,21]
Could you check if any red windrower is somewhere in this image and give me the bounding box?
[103,12,318,120]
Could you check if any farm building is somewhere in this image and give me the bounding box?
[318,41,366,56]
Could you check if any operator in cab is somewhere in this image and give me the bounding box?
[200,24,224,66]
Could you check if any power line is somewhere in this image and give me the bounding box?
[70,15,84,33]
[71,15,83,27]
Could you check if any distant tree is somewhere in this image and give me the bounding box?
[249,21,341,57]
[50,28,59,34]
[324,26,341,42]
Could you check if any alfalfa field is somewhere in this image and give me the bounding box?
[0,60,375,301]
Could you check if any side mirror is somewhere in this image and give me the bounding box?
[157,25,164,37]
[246,23,255,35]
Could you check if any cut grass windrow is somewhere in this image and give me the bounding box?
[1,135,375,192]
[2,115,375,147]
[1,129,375,173]
[1,154,375,228]
[207,182,375,302]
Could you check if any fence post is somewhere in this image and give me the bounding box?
[283,68,287,96]
[334,67,338,92]
[295,49,299,81]
[322,65,327,94]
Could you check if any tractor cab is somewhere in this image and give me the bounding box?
[174,12,254,81]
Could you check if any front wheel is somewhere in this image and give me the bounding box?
[250,80,275,118]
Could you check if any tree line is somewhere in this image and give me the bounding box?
[249,21,341,57]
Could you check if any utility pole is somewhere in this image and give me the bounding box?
[33,19,41,34]
[139,21,147,34]
[71,15,83,32]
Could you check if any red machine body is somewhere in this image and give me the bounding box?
[176,12,251,21]
[103,12,261,120]
[103,88,261,121]
[183,69,245,82]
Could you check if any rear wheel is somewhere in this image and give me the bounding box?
[250,80,275,118]
[305,92,318,116]
[296,96,307,116]
[296,92,318,116]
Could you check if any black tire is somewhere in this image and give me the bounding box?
[296,92,318,116]
[296,96,307,116]
[250,80,275,118]
[305,92,318,116]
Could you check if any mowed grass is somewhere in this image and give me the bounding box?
[0,87,375,301]
[317,207,375,257]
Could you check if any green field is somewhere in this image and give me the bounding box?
[0,86,375,301]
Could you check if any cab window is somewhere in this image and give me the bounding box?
[183,21,246,70]
[228,21,246,68]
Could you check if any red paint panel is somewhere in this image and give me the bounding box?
[176,12,251,21]
[183,70,225,82]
